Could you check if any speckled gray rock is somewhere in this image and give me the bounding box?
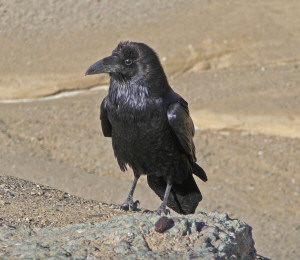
[0,211,256,259]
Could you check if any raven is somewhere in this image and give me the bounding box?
[85,41,207,215]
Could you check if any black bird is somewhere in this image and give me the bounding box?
[85,41,207,215]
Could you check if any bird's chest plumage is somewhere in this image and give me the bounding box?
[107,89,168,146]
[107,80,167,130]
[106,82,176,173]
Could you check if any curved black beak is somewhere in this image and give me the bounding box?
[85,55,120,76]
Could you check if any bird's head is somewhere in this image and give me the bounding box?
[85,41,168,84]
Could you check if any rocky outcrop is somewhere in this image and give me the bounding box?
[0,176,266,259]
[1,211,256,259]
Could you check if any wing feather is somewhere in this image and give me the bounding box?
[167,101,196,162]
[100,97,112,137]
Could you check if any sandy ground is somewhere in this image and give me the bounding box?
[0,1,299,259]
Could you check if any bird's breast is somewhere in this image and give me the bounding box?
[108,100,173,156]
[106,84,178,172]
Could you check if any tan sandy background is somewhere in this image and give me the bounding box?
[0,1,299,259]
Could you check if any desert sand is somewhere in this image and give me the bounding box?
[0,1,299,259]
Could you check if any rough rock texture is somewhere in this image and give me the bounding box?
[0,212,256,259]
[0,176,266,259]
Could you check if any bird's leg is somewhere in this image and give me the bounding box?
[156,181,172,215]
[120,176,140,211]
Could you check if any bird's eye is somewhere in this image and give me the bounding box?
[125,59,133,66]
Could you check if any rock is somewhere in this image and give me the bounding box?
[0,175,269,259]
[154,216,174,233]
[0,211,257,259]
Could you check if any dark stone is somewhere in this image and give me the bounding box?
[155,216,174,233]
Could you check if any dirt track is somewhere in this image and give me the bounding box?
[0,1,299,259]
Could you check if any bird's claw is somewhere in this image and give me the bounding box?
[143,206,170,215]
[120,199,140,211]
[156,207,170,215]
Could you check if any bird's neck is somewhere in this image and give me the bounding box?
[108,78,150,110]
[109,73,171,100]
[142,74,171,97]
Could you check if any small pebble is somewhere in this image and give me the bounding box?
[155,216,173,233]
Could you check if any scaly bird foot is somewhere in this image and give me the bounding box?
[120,198,140,211]
[143,205,170,215]
[155,206,170,215]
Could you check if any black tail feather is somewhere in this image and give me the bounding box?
[147,175,202,215]
[193,163,207,182]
